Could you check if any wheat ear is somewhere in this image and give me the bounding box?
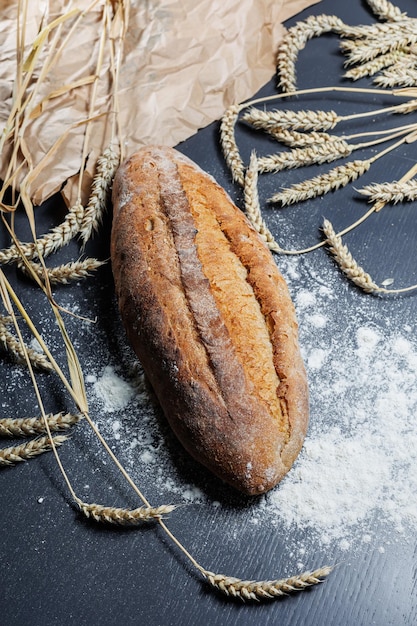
[365,0,407,21]
[76,500,177,525]
[0,412,82,437]
[323,219,381,292]
[18,258,106,285]
[242,107,340,133]
[79,145,120,245]
[0,316,52,371]
[0,200,84,265]
[201,566,333,601]
[220,104,245,186]
[357,179,417,204]
[244,152,281,252]
[0,435,68,466]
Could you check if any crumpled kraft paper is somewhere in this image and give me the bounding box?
[0,0,320,206]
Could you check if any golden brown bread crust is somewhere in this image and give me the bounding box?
[110,145,308,495]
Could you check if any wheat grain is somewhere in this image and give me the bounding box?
[80,145,120,244]
[0,412,82,437]
[202,566,333,601]
[0,317,53,371]
[357,179,417,203]
[220,104,245,186]
[242,107,340,132]
[323,219,381,292]
[257,140,352,174]
[269,159,373,205]
[18,258,106,284]
[244,152,282,252]
[365,0,407,22]
[0,435,67,466]
[76,500,177,525]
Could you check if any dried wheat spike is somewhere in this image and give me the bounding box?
[0,435,67,467]
[244,152,282,253]
[341,22,417,65]
[323,219,380,293]
[366,0,407,22]
[270,159,372,205]
[0,412,82,437]
[257,140,352,174]
[0,317,53,371]
[268,128,335,147]
[0,200,84,265]
[374,62,417,88]
[276,14,356,92]
[242,107,340,133]
[202,566,332,601]
[357,179,417,204]
[18,258,106,284]
[220,104,245,186]
[344,50,404,80]
[77,500,177,525]
[80,145,120,244]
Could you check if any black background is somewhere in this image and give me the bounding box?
[2,1,417,624]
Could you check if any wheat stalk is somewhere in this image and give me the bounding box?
[0,435,67,466]
[270,159,373,205]
[244,152,281,252]
[0,412,82,437]
[0,315,52,371]
[201,566,333,601]
[341,22,417,65]
[268,128,336,147]
[374,63,417,88]
[357,179,417,203]
[242,107,340,132]
[323,219,381,292]
[344,50,406,80]
[18,258,106,285]
[220,104,245,186]
[76,500,177,525]
[365,0,408,22]
[276,14,358,92]
[257,140,353,173]
[79,145,120,245]
[0,200,83,265]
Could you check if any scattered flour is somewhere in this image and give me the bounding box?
[83,253,417,560]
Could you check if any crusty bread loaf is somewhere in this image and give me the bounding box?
[110,145,308,495]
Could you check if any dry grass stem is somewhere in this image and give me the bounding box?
[357,179,417,203]
[18,258,106,285]
[0,412,82,437]
[244,152,282,252]
[220,104,245,186]
[0,435,67,467]
[270,159,373,205]
[202,566,333,601]
[76,500,177,525]
[257,140,352,174]
[80,145,120,245]
[242,108,340,132]
[323,219,381,292]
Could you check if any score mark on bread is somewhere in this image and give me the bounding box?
[111,145,308,495]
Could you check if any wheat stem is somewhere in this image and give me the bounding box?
[76,500,177,525]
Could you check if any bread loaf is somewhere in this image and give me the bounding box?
[110,145,308,495]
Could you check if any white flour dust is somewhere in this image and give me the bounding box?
[83,253,417,559]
